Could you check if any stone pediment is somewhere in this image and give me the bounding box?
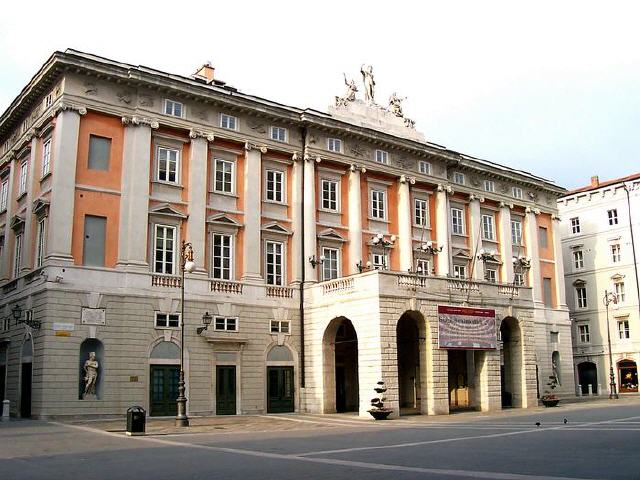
[148,203,188,219]
[573,278,587,287]
[10,214,25,231]
[261,222,292,236]
[611,273,625,281]
[452,248,472,260]
[206,213,242,227]
[32,198,50,218]
[317,228,347,243]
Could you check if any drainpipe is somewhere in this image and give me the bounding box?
[299,126,308,388]
[623,183,640,321]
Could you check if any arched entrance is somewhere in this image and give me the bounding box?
[396,311,425,415]
[618,359,638,393]
[266,345,295,413]
[577,361,597,395]
[322,317,359,413]
[149,341,180,416]
[500,317,523,408]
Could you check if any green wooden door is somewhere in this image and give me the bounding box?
[267,366,294,413]
[216,366,236,415]
[150,365,179,416]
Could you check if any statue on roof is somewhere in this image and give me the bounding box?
[388,92,406,117]
[360,64,376,104]
[335,73,358,107]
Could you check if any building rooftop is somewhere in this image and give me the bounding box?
[564,172,640,196]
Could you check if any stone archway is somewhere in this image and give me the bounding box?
[577,361,597,395]
[149,341,181,417]
[500,317,523,408]
[396,311,427,415]
[322,317,359,413]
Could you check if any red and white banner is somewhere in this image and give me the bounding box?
[437,305,497,350]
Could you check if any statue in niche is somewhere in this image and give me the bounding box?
[83,351,99,399]
[388,92,406,117]
[360,64,376,104]
[335,73,358,107]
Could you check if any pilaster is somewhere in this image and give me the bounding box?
[187,130,213,273]
[290,153,303,283]
[303,155,318,283]
[551,215,567,308]
[397,175,413,271]
[347,164,363,274]
[499,203,514,283]
[241,143,263,282]
[525,209,543,305]
[17,135,37,274]
[468,196,483,280]
[0,163,15,281]
[435,185,451,276]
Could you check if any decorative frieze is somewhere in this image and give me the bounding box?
[189,129,215,142]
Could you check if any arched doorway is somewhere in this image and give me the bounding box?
[20,335,33,418]
[396,311,425,415]
[577,362,597,395]
[266,345,295,413]
[149,341,180,416]
[322,317,359,413]
[500,317,523,408]
[618,359,638,393]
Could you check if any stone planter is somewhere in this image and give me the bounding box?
[368,409,392,420]
[541,398,560,407]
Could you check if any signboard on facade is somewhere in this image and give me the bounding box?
[53,322,75,337]
[81,308,106,326]
[437,305,496,349]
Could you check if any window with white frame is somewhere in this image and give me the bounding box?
[155,312,180,328]
[607,209,618,225]
[35,218,46,268]
[0,179,8,211]
[18,160,28,195]
[271,320,290,333]
[578,324,590,343]
[157,147,179,183]
[485,268,497,283]
[153,225,176,274]
[614,282,626,303]
[265,241,284,285]
[372,252,387,270]
[576,286,587,309]
[451,207,464,235]
[573,250,584,270]
[371,189,386,219]
[416,258,431,276]
[327,138,342,153]
[321,247,339,281]
[211,233,233,280]
[42,138,52,176]
[418,161,431,175]
[164,99,183,118]
[484,180,495,192]
[453,264,467,279]
[271,126,287,142]
[321,179,338,211]
[611,244,621,263]
[511,219,523,245]
[220,113,237,130]
[514,272,525,286]
[618,320,630,340]
[482,214,495,240]
[13,233,22,278]
[512,187,523,199]
[266,170,284,203]
[570,217,580,234]
[214,316,238,331]
[453,172,465,185]
[213,158,234,193]
[375,150,389,165]
[414,198,428,227]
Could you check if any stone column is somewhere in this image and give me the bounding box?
[468,196,483,281]
[290,153,303,284]
[47,107,84,264]
[524,209,542,304]
[18,135,37,274]
[0,163,15,281]
[397,175,413,271]
[434,186,450,276]
[551,215,568,308]
[303,155,318,283]
[117,117,156,271]
[499,203,514,283]
[187,131,212,273]
[241,143,262,282]
[347,165,362,274]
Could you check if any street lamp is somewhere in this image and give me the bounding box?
[603,290,619,400]
[355,260,372,273]
[371,233,396,270]
[176,241,196,427]
[197,311,213,335]
[477,249,498,281]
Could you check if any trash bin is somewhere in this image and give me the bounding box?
[126,406,146,436]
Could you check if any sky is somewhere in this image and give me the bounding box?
[1,1,638,190]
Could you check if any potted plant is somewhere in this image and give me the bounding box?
[541,374,560,407]
[368,381,393,420]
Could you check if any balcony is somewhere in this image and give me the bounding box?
[151,274,181,288]
[210,280,243,295]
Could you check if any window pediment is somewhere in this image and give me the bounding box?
[32,198,50,218]
[149,203,188,219]
[611,273,625,281]
[261,221,292,236]
[573,278,586,287]
[207,213,241,227]
[317,228,346,243]
[452,248,472,260]
[10,214,25,232]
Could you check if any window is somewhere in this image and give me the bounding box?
[570,217,580,234]
[157,147,179,183]
[543,277,553,307]
[416,258,431,276]
[453,264,467,279]
[164,99,183,118]
[18,160,28,195]
[485,268,497,283]
[375,150,389,165]
[153,225,176,274]
[82,215,106,267]
[44,93,53,108]
[514,272,525,286]
[213,158,234,193]
[414,198,428,227]
[550,332,559,344]
[418,161,431,175]
[512,187,523,199]
[327,138,342,153]
[321,247,339,281]
[618,320,630,340]
[35,218,46,268]
[155,313,180,328]
[211,233,233,280]
[321,179,338,211]
[220,113,237,130]
[265,241,284,286]
[511,219,523,245]
[608,209,618,225]
[576,286,587,309]
[538,226,548,248]
[266,170,284,203]
[481,214,495,240]
[614,282,626,303]
[371,189,386,219]
[271,126,287,142]
[42,138,52,176]
[578,324,590,343]
[271,320,290,333]
[0,179,8,211]
[214,316,238,331]
[13,233,22,278]
[611,244,621,263]
[372,252,387,270]
[451,207,464,235]
[453,172,465,185]
[484,180,495,192]
[573,250,584,270]
[87,135,111,171]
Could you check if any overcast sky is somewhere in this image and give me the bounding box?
[1,1,638,190]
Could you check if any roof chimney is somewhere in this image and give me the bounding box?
[590,175,600,187]
[193,62,215,83]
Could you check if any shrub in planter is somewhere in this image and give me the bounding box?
[541,374,560,407]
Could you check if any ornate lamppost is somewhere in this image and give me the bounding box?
[176,241,196,427]
[371,233,396,270]
[409,241,442,275]
[476,249,498,281]
[603,290,619,400]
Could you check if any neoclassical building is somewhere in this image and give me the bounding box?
[0,50,574,419]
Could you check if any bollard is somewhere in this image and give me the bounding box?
[1,400,9,421]
[588,384,593,396]
[596,384,601,396]
[576,384,582,397]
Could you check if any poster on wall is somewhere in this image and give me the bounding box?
[438,305,497,349]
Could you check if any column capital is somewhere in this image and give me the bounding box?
[189,129,215,142]
[525,206,541,215]
[244,141,267,153]
[399,174,415,185]
[305,155,321,163]
[437,183,454,195]
[292,152,301,162]
[52,102,87,118]
[121,115,159,129]
[469,194,485,203]
[500,201,514,210]
[551,214,561,221]
[349,163,366,173]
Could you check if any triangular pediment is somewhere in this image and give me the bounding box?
[453,248,472,260]
[611,273,625,281]
[261,221,292,235]
[149,203,188,219]
[206,213,242,226]
[10,214,25,232]
[317,228,346,242]
[32,198,50,217]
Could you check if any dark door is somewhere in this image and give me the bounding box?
[216,366,236,415]
[336,366,347,412]
[267,366,294,413]
[0,365,6,401]
[20,363,32,418]
[578,362,598,395]
[150,365,179,416]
